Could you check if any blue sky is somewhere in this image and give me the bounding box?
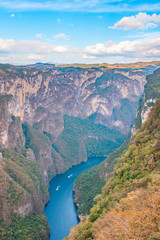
[0,0,160,64]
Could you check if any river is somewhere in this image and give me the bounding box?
[44,157,105,240]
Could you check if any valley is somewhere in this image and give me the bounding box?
[0,62,160,239]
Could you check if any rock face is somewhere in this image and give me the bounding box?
[132,68,160,134]
[0,64,147,177]
[0,65,146,136]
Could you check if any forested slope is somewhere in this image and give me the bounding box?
[67,97,160,240]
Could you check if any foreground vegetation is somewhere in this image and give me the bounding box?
[0,213,49,240]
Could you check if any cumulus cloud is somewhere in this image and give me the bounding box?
[111,12,160,30]
[0,39,15,52]
[1,36,160,64]
[0,38,70,63]
[85,38,160,58]
[10,13,15,17]
[0,38,68,54]
[54,33,69,40]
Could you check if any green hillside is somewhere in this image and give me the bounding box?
[54,115,125,165]
[67,97,160,240]
[0,149,49,240]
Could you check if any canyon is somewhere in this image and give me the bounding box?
[0,62,160,239]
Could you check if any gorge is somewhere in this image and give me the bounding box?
[0,61,160,239]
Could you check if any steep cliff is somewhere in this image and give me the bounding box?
[67,97,160,240]
[0,63,147,175]
[73,67,160,218]
[132,68,160,133]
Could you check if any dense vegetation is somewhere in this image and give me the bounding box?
[67,98,160,240]
[54,115,125,165]
[74,133,131,216]
[74,159,106,217]
[0,213,49,240]
[22,123,51,160]
[0,149,49,239]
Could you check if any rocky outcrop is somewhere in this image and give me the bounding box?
[73,68,160,218]
[0,95,25,150]
[132,68,160,134]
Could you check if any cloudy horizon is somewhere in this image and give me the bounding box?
[0,0,160,64]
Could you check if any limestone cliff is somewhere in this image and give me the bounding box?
[132,68,160,134]
[0,64,146,136]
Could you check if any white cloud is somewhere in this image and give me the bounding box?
[82,54,96,59]
[0,38,69,54]
[111,12,160,30]
[0,38,15,51]
[28,54,46,61]
[35,33,44,39]
[127,31,160,40]
[54,33,69,40]
[1,1,160,13]
[10,13,15,17]
[68,23,74,27]
[54,46,69,53]
[1,36,160,64]
[85,38,160,58]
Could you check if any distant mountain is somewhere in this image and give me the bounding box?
[57,61,160,74]
[27,62,56,69]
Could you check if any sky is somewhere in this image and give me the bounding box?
[0,0,160,64]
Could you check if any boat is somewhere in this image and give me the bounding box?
[56,186,60,191]
[68,174,72,178]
